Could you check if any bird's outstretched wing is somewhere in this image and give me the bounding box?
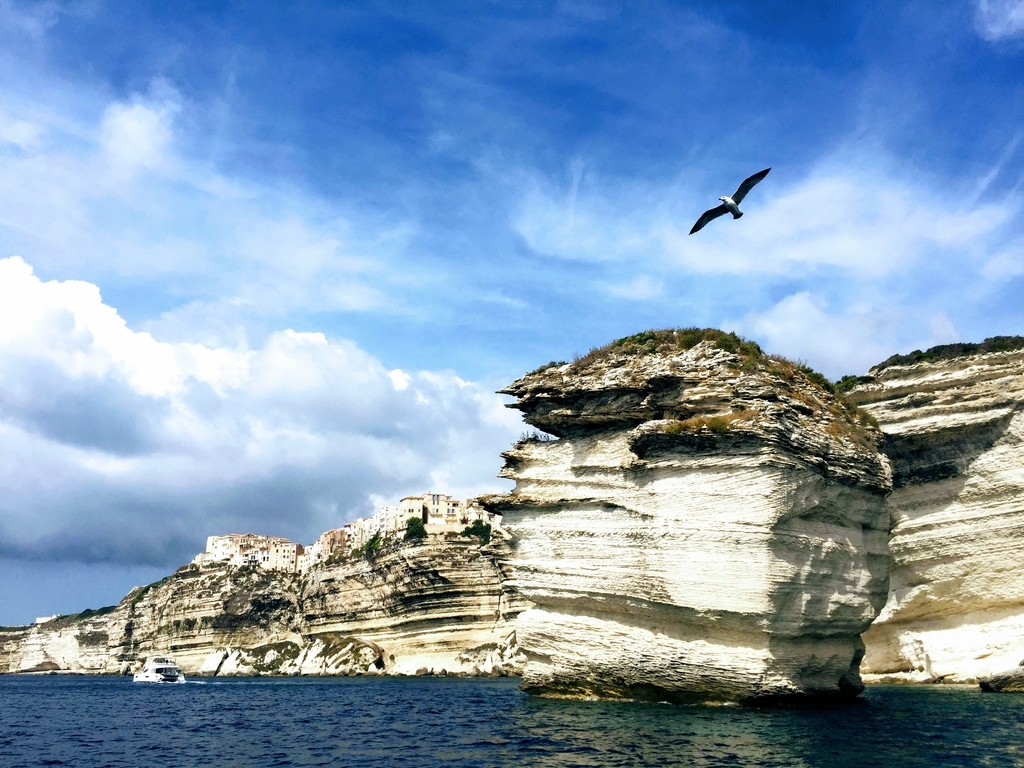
[731,167,771,204]
[689,204,729,235]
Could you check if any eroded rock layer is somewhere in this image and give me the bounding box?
[848,347,1024,682]
[482,332,892,702]
[0,536,525,677]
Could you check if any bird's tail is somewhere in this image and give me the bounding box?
[732,211,743,219]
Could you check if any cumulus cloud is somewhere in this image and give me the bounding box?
[726,292,959,379]
[975,0,1024,41]
[0,257,520,568]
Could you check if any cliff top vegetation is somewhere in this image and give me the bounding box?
[514,328,879,451]
[574,328,765,368]
[869,336,1024,373]
[528,328,764,377]
[527,328,837,396]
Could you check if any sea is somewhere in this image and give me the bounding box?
[2,676,1023,767]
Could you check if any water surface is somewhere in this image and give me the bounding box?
[2,676,1022,767]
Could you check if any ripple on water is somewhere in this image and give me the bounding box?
[2,677,1024,767]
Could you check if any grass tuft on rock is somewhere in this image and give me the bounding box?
[665,410,758,435]
[527,360,568,375]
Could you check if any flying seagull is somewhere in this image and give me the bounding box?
[689,168,771,235]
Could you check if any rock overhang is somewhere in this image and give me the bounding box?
[486,328,894,703]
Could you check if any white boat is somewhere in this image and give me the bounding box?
[133,656,186,683]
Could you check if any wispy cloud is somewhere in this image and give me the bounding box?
[513,165,662,263]
[608,274,662,300]
[0,73,414,341]
[971,130,1023,204]
[981,237,1024,279]
[974,0,1024,41]
[513,153,1018,278]
[99,88,178,181]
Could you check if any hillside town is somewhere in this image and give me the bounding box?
[191,492,494,574]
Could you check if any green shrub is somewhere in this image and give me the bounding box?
[364,531,382,558]
[404,516,427,541]
[76,605,116,620]
[835,374,875,393]
[872,336,1024,371]
[796,364,835,395]
[463,519,491,544]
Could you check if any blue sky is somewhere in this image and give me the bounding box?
[1,0,1023,624]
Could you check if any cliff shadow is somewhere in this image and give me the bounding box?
[883,410,1016,489]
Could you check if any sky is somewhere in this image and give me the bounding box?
[1,0,1024,625]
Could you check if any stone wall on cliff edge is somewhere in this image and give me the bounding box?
[479,329,893,703]
[847,341,1024,683]
[0,535,527,677]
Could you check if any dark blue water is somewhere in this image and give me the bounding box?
[2,677,1023,767]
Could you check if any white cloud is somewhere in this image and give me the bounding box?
[512,154,1018,280]
[0,257,520,567]
[512,165,660,263]
[388,369,412,390]
[0,79,413,333]
[608,274,662,300]
[0,113,41,149]
[665,170,1012,276]
[0,256,249,397]
[100,100,175,177]
[726,292,959,379]
[975,0,1024,41]
[982,240,1024,278]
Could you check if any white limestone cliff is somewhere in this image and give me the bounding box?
[480,330,892,703]
[848,344,1024,683]
[0,535,526,678]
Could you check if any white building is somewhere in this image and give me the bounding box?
[192,533,303,573]
[401,493,465,528]
[298,527,350,573]
[195,492,496,576]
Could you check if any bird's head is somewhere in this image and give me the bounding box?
[718,196,727,202]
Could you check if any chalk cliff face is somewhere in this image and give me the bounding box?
[847,345,1024,682]
[0,536,525,677]
[481,330,892,702]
